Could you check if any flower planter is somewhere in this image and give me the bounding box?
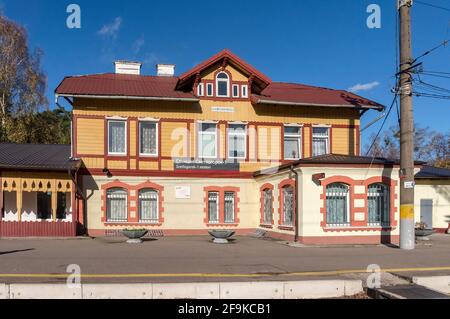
[208,230,235,244]
[415,229,434,241]
[122,229,148,244]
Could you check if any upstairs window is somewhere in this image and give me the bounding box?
[232,84,240,98]
[216,72,230,97]
[197,83,204,96]
[241,85,248,98]
[312,127,330,157]
[206,83,213,96]
[139,121,158,156]
[198,123,217,159]
[228,124,247,159]
[326,183,350,227]
[284,126,302,160]
[108,120,126,155]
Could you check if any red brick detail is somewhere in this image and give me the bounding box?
[203,186,241,226]
[277,179,296,229]
[299,234,400,245]
[320,175,399,231]
[259,183,275,227]
[363,176,398,228]
[101,180,164,225]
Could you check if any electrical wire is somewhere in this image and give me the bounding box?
[415,0,450,13]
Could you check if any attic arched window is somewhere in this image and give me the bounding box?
[216,72,230,97]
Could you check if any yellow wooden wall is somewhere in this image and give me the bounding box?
[72,63,361,172]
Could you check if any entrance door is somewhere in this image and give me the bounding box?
[420,199,433,229]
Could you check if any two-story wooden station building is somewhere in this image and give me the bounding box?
[1,49,416,244]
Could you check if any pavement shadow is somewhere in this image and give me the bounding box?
[0,248,35,256]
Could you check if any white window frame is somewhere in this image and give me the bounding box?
[107,120,127,156]
[232,84,240,98]
[227,124,247,160]
[284,125,303,160]
[139,121,159,157]
[197,83,204,96]
[206,83,214,97]
[216,72,230,97]
[312,126,330,156]
[198,121,218,159]
[241,84,248,98]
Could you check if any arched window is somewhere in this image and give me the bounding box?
[326,183,350,226]
[216,72,229,97]
[368,183,390,226]
[106,188,127,222]
[138,189,159,223]
[282,186,294,226]
[263,188,273,224]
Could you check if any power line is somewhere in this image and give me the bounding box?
[364,93,399,156]
[415,0,450,13]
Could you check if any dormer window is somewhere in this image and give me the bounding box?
[216,72,230,97]
[197,83,204,96]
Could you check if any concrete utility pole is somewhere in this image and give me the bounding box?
[398,0,415,250]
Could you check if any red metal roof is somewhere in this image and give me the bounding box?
[55,73,198,100]
[55,50,383,110]
[252,82,384,110]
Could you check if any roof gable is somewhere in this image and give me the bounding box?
[176,49,271,93]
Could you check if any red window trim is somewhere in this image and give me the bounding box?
[259,183,275,227]
[101,180,165,225]
[203,186,240,226]
[320,175,397,231]
[277,179,296,230]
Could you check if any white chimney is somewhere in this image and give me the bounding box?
[114,61,142,75]
[156,64,175,77]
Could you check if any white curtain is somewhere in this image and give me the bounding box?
[107,188,127,222]
[368,184,390,226]
[109,121,126,153]
[224,192,235,223]
[326,184,349,226]
[312,127,329,157]
[140,122,157,155]
[208,192,219,223]
[139,189,158,223]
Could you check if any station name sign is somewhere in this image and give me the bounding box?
[174,158,240,171]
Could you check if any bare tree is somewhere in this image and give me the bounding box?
[0,13,48,142]
[365,125,450,168]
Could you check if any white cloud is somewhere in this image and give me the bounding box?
[97,17,122,38]
[132,36,145,54]
[348,81,380,93]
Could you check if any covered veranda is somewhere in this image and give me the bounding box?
[0,144,81,237]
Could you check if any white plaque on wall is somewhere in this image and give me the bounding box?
[175,186,191,199]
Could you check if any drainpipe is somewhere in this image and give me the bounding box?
[290,165,299,243]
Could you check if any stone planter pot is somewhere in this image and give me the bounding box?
[208,230,235,244]
[415,229,434,241]
[122,229,148,244]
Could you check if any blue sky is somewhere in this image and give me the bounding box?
[2,0,450,148]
